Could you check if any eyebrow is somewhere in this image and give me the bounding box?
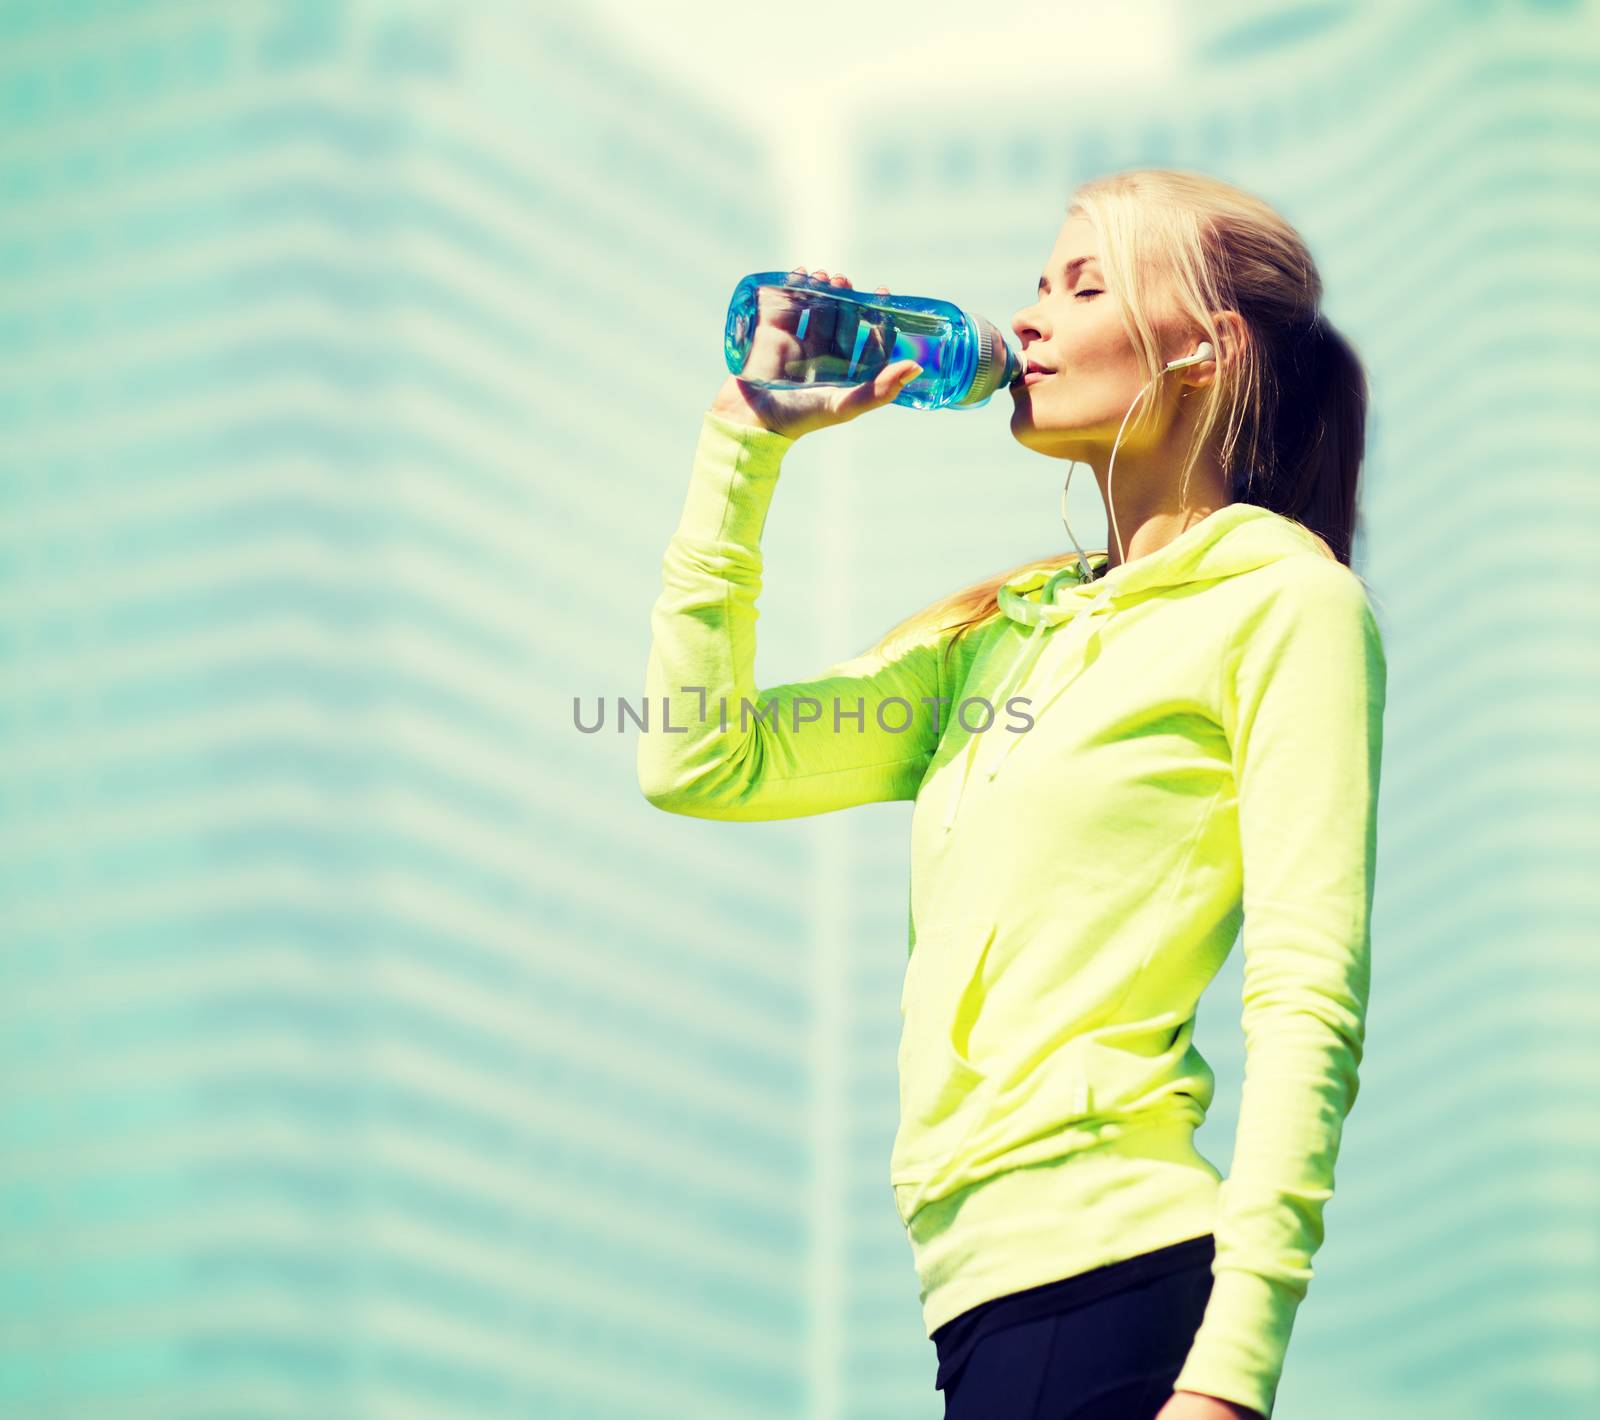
[1038,256,1101,295]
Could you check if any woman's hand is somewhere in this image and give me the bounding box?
[1155,1389,1267,1420]
[709,268,922,440]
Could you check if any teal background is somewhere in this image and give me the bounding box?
[2,2,1597,1416]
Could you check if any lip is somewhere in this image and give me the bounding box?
[1021,370,1054,386]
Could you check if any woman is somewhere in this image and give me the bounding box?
[638,169,1386,1420]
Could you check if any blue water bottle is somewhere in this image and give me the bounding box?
[723,270,1026,411]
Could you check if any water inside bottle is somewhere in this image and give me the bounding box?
[725,271,1022,410]
[733,278,954,388]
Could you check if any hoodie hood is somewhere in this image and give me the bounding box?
[940,501,1335,832]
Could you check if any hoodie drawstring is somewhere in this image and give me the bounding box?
[941,592,1121,833]
[986,597,1118,784]
[942,614,1052,833]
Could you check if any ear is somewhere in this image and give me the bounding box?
[1175,310,1248,390]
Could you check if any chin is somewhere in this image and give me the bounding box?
[1009,408,1083,456]
[1010,427,1068,457]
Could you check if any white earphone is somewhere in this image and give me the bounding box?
[1059,341,1216,582]
[1164,341,1214,371]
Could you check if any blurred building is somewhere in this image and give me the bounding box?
[0,3,807,1417]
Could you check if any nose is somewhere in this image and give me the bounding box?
[1012,305,1042,344]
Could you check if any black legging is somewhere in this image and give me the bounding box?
[936,1245,1216,1420]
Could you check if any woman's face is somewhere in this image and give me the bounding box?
[1008,213,1178,460]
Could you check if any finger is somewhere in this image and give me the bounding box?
[837,359,921,419]
[874,360,923,406]
[800,269,844,347]
[757,282,812,339]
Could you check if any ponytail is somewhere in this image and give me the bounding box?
[1233,312,1369,569]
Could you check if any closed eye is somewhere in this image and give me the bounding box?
[1075,289,1102,301]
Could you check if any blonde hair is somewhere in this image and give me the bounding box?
[895,167,1372,671]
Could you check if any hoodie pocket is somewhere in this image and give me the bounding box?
[890,918,996,1202]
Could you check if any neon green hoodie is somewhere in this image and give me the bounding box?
[638,411,1387,1419]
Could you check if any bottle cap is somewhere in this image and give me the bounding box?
[957,316,1024,406]
[1001,337,1026,386]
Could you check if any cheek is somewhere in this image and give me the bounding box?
[1052,314,1126,372]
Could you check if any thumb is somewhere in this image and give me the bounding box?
[833,359,924,424]
[873,359,923,402]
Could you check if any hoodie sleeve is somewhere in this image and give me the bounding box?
[636,410,952,820]
[1172,560,1387,1419]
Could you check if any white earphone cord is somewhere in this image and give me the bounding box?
[1059,343,1213,581]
